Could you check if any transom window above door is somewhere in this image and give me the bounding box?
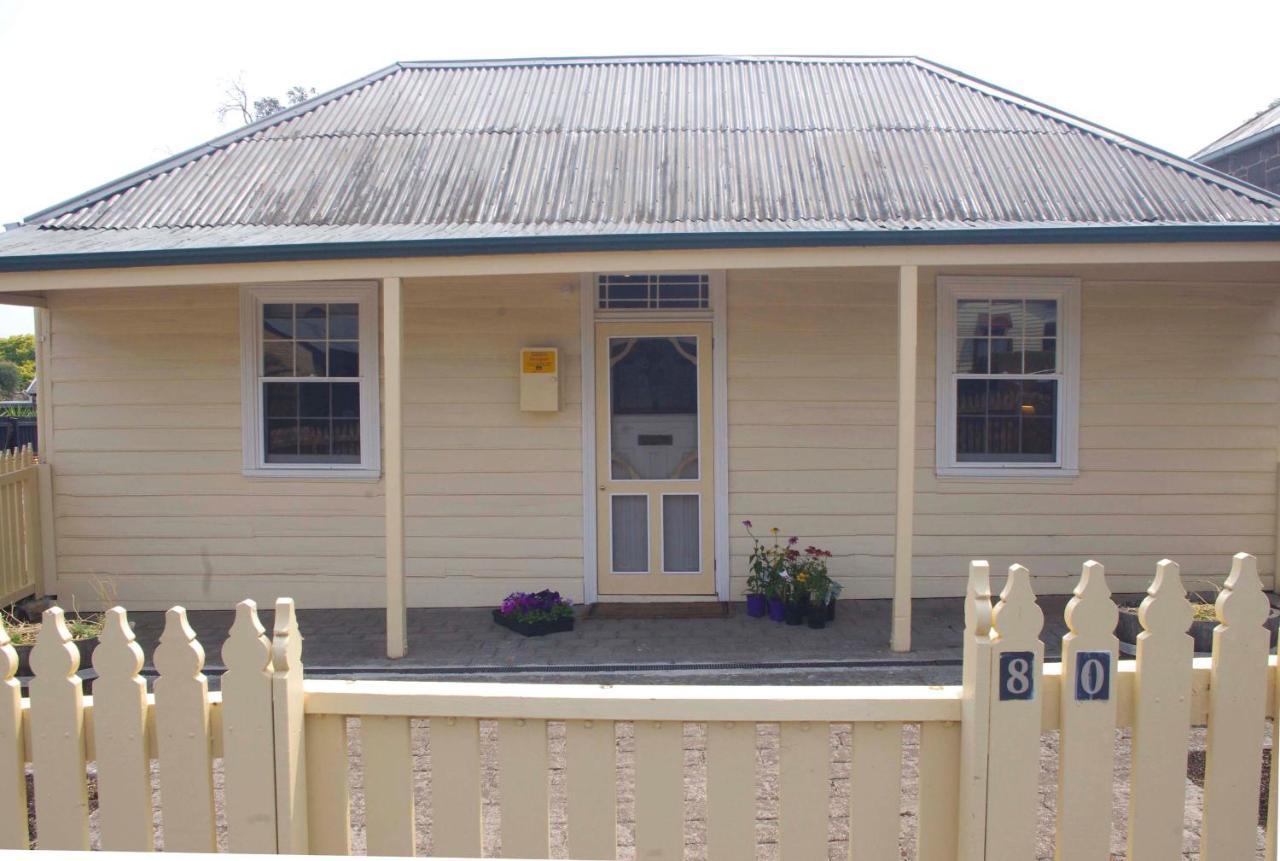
[597,273,710,310]
[936,276,1080,477]
[240,284,381,478]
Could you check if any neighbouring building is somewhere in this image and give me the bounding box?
[1195,99,1280,194]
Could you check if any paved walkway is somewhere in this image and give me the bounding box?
[122,596,1075,687]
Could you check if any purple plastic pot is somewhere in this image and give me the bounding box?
[767,597,786,622]
[746,594,767,618]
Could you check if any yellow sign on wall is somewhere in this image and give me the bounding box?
[522,349,557,374]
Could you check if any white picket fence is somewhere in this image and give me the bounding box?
[0,446,41,607]
[0,554,1277,859]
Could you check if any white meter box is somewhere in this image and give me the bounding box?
[520,347,559,411]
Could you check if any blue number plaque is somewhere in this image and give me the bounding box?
[1074,651,1112,702]
[998,651,1036,701]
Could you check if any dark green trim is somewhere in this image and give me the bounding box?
[2,225,1280,273]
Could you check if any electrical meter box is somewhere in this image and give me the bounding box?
[520,347,559,411]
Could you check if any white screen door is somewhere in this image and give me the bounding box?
[595,321,715,595]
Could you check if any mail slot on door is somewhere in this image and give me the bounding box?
[520,347,559,411]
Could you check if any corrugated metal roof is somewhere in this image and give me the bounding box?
[1194,99,1280,162]
[4,56,1280,267]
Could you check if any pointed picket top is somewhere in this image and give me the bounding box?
[1216,552,1270,630]
[1064,560,1118,641]
[92,608,144,681]
[992,564,1044,644]
[154,607,205,681]
[223,600,271,678]
[0,619,16,684]
[272,598,303,675]
[1138,559,1194,638]
[30,607,80,679]
[965,560,993,638]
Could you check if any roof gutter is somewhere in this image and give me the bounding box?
[2,224,1280,273]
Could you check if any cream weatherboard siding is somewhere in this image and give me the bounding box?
[726,268,1280,599]
[400,274,583,606]
[38,266,1280,609]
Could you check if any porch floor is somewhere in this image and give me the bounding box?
[121,596,1075,686]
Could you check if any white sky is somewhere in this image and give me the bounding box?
[1,0,1277,337]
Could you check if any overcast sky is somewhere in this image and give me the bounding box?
[1,0,1277,337]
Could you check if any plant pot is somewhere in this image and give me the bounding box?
[14,636,99,677]
[806,604,827,629]
[768,597,786,622]
[491,609,574,637]
[745,594,767,618]
[784,601,806,626]
[826,599,836,621]
[1115,605,1280,653]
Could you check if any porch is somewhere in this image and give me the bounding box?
[118,596,1072,686]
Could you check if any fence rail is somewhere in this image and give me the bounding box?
[0,554,1276,858]
[0,446,40,607]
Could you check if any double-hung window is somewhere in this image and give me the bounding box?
[241,283,381,478]
[936,276,1080,476]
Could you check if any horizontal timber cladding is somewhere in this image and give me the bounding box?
[725,266,1280,600]
[40,262,1280,609]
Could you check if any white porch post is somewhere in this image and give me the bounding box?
[891,265,919,652]
[383,277,407,659]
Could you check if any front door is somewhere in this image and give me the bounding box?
[596,322,715,595]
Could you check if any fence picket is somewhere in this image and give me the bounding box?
[1126,559,1194,861]
[29,607,89,850]
[849,721,903,860]
[154,606,216,852]
[18,448,40,598]
[221,599,277,853]
[1200,552,1270,861]
[304,714,351,855]
[1055,561,1119,861]
[778,721,828,860]
[497,718,549,858]
[984,564,1044,861]
[271,598,309,854]
[0,622,26,848]
[957,560,993,861]
[705,720,754,861]
[565,719,616,861]
[915,721,960,861]
[91,607,153,851]
[431,716,482,856]
[633,720,684,861]
[360,715,415,857]
[1268,625,1279,861]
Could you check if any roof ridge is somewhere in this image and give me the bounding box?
[394,54,917,69]
[907,58,1280,211]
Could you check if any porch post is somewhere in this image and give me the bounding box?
[891,265,918,652]
[383,277,407,659]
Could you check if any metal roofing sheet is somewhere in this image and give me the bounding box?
[1194,100,1280,162]
[4,56,1280,265]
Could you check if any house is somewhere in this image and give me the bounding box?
[1195,99,1280,194]
[1,56,1279,657]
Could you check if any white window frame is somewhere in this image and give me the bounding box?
[935,275,1080,478]
[240,282,381,479]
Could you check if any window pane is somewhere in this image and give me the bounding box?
[298,383,330,418]
[299,419,331,455]
[610,337,699,480]
[332,382,360,418]
[956,338,987,374]
[957,379,987,415]
[266,419,299,457]
[263,304,293,339]
[989,337,1020,374]
[1025,338,1056,374]
[264,382,298,418]
[662,495,700,572]
[329,341,359,377]
[296,341,327,376]
[956,299,989,337]
[296,303,327,339]
[1021,380,1057,418]
[957,417,986,457]
[329,304,359,338]
[611,495,648,572]
[955,379,1058,464]
[263,342,294,377]
[988,380,1021,414]
[332,419,361,457]
[1022,418,1056,458]
[1025,300,1058,339]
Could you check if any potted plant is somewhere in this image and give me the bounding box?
[826,580,842,621]
[802,569,833,629]
[743,521,785,618]
[492,589,575,637]
[1116,580,1280,652]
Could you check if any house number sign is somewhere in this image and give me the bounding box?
[1073,651,1112,702]
[998,651,1035,701]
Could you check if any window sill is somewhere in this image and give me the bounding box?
[243,468,381,482]
[935,466,1079,480]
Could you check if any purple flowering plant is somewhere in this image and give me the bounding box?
[498,589,574,624]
